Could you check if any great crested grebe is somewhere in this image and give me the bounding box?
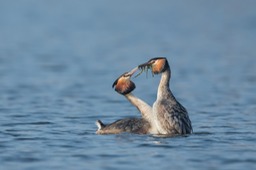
[96,69,153,134]
[96,118,150,135]
[138,57,193,135]
[112,68,157,134]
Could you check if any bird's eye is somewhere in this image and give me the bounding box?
[149,60,156,64]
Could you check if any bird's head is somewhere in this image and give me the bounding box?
[112,67,138,95]
[138,57,169,75]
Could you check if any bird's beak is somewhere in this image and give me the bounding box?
[135,60,154,77]
[138,60,153,70]
[112,67,138,88]
[127,66,139,77]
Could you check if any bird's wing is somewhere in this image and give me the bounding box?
[157,100,192,134]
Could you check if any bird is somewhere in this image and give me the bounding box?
[95,118,150,135]
[96,68,156,134]
[138,57,193,135]
[112,68,157,134]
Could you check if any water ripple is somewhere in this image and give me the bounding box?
[3,156,42,163]
[15,137,48,141]
[1,121,53,127]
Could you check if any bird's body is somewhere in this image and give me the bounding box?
[139,57,192,135]
[96,69,155,135]
[96,118,150,134]
[124,93,157,134]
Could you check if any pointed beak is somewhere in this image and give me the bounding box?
[135,60,155,77]
[127,66,138,77]
[138,60,153,70]
[112,67,138,88]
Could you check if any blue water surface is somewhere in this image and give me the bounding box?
[0,1,256,170]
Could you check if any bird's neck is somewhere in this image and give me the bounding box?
[157,67,172,100]
[125,93,152,118]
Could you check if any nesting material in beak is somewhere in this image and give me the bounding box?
[136,61,154,78]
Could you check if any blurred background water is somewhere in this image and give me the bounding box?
[0,0,256,170]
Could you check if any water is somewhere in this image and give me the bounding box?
[0,1,256,169]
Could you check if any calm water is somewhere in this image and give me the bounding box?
[0,1,256,170]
